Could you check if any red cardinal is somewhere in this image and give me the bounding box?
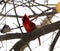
[22,14,41,45]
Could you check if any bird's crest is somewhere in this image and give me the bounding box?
[23,14,28,19]
[22,14,29,22]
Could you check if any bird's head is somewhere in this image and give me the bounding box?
[22,14,29,23]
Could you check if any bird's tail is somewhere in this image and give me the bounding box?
[38,37,41,45]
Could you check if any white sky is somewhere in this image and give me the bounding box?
[0,0,60,51]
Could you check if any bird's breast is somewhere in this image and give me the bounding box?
[24,24,32,32]
[23,21,37,32]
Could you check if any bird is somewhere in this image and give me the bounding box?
[22,14,41,45]
[56,2,60,13]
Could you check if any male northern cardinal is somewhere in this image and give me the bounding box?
[22,14,41,45]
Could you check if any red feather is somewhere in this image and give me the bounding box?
[22,14,41,45]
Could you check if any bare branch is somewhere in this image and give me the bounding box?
[0,33,21,41]
[0,21,60,41]
[0,8,56,18]
[9,21,60,51]
[50,30,60,51]
[0,21,59,51]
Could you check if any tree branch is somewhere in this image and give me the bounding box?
[0,8,56,18]
[9,21,60,51]
[0,21,59,51]
[50,30,60,51]
[0,21,60,41]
